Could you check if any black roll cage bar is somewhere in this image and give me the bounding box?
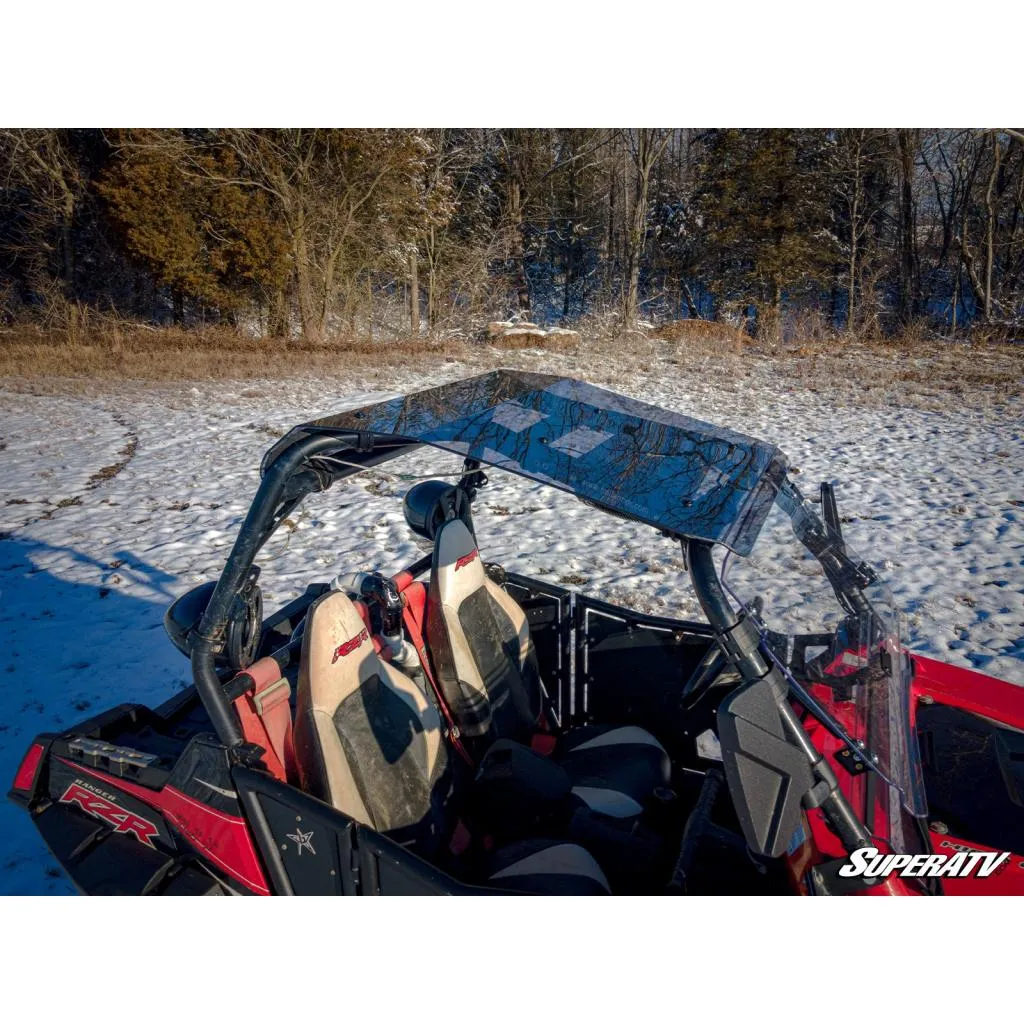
[190,427,872,854]
[191,429,421,749]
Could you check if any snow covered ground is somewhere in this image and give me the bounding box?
[1,350,1021,894]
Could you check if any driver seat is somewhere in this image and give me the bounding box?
[426,518,671,818]
[293,590,611,894]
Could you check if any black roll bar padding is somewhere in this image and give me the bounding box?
[400,553,433,580]
[684,539,734,629]
[191,430,415,750]
[685,538,872,855]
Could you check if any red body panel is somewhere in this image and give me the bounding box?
[12,742,45,792]
[911,655,1024,894]
[912,654,1024,732]
[57,757,270,895]
[930,833,1024,895]
[787,653,1024,895]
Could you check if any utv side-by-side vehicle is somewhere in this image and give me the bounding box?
[9,371,1024,895]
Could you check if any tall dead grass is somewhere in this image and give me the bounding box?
[0,321,1020,405]
[770,332,1024,410]
[645,318,748,354]
[487,331,580,352]
[0,326,471,381]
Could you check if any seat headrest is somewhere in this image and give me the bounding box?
[433,518,486,596]
[300,590,377,712]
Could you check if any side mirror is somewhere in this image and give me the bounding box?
[163,582,216,657]
[164,573,263,670]
[717,676,816,858]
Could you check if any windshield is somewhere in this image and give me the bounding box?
[722,476,927,854]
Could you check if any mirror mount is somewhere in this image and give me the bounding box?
[163,569,262,672]
[819,481,845,547]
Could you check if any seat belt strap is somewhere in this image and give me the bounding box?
[394,576,474,766]
[232,657,296,783]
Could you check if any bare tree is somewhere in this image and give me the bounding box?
[893,129,922,326]
[951,130,1024,328]
[832,129,889,331]
[0,129,84,295]
[621,129,671,326]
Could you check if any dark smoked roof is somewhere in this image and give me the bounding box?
[301,370,788,554]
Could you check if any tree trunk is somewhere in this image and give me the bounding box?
[60,204,74,294]
[983,135,1002,322]
[409,247,420,335]
[623,183,646,326]
[562,150,580,321]
[951,261,961,334]
[846,150,861,331]
[605,161,617,297]
[269,287,289,338]
[562,181,575,321]
[426,226,436,330]
[896,130,919,326]
[769,280,784,343]
[622,130,669,327]
[293,222,322,344]
[506,177,530,314]
[847,234,857,332]
[957,180,972,330]
[623,135,650,326]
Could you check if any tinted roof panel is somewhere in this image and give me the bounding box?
[301,370,788,554]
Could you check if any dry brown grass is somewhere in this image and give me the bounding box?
[768,334,1024,411]
[487,331,580,352]
[0,326,471,382]
[1,324,1020,416]
[646,318,747,354]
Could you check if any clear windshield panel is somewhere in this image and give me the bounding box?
[722,481,927,853]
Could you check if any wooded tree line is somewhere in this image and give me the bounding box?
[1,128,1022,341]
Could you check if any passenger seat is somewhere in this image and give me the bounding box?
[425,517,671,819]
[293,590,611,894]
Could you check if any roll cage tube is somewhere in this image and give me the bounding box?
[686,539,872,855]
[774,477,877,621]
[191,429,416,752]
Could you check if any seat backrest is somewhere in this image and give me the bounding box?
[294,590,453,852]
[426,518,543,746]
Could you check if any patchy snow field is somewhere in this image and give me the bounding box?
[1,351,1022,894]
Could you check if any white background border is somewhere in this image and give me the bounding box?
[1,1,1019,124]
[2,0,1020,1011]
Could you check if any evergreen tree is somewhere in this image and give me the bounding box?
[100,132,290,323]
[693,129,836,335]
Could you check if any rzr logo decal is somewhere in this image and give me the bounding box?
[59,782,159,848]
[332,628,368,663]
[454,550,478,572]
[838,845,1010,880]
